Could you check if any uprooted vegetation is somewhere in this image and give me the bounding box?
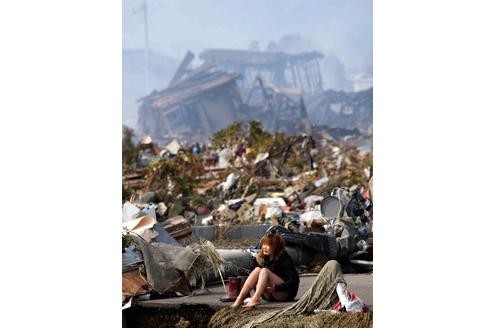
[145,154,204,201]
[122,121,372,222]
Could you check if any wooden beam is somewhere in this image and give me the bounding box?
[315,59,323,92]
[289,63,298,88]
[294,62,305,91]
[197,102,213,134]
[162,112,174,136]
[303,64,313,93]
[168,50,195,86]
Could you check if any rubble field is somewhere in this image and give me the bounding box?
[122,119,373,327]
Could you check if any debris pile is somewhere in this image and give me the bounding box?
[122,120,372,305]
[123,121,372,227]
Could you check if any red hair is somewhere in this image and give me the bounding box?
[257,233,286,265]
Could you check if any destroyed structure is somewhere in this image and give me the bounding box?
[137,48,372,145]
[199,49,324,95]
[307,88,373,134]
[138,58,244,144]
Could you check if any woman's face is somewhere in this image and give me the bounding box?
[262,242,272,256]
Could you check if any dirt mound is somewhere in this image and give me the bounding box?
[208,308,372,328]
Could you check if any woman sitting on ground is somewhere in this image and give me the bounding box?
[231,233,300,308]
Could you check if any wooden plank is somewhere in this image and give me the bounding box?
[168,50,195,86]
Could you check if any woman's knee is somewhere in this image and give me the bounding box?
[260,268,271,276]
[251,267,262,276]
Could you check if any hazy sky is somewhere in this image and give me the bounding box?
[123,0,372,73]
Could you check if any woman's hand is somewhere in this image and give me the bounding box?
[264,286,273,293]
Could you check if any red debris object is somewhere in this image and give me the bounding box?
[220,277,241,302]
[196,206,210,216]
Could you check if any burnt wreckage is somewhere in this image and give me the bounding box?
[137,48,372,144]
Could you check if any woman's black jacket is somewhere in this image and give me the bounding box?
[260,251,300,300]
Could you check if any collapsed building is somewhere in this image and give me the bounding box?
[306,88,373,135]
[199,49,324,95]
[138,57,244,144]
[138,50,313,144]
[137,48,372,145]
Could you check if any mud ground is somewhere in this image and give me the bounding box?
[123,304,215,328]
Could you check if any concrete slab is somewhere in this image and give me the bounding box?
[135,273,372,311]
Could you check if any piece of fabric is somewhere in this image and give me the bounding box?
[132,236,199,293]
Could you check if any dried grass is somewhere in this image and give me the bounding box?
[208,308,372,328]
[208,308,268,328]
[263,312,373,328]
[186,240,226,291]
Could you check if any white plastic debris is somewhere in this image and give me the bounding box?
[219,173,237,192]
[254,152,269,164]
[141,135,153,144]
[122,201,141,223]
[226,198,244,205]
[201,215,213,225]
[336,282,364,312]
[304,195,323,209]
[141,203,158,220]
[336,154,344,170]
[254,198,287,216]
[300,210,323,223]
[265,206,282,219]
[313,176,329,188]
[156,202,167,216]
[299,210,326,232]
[165,139,181,155]
[254,198,286,207]
[122,215,158,242]
[364,167,371,179]
[217,148,234,169]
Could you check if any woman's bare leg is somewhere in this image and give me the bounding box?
[231,267,261,308]
[244,268,285,307]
